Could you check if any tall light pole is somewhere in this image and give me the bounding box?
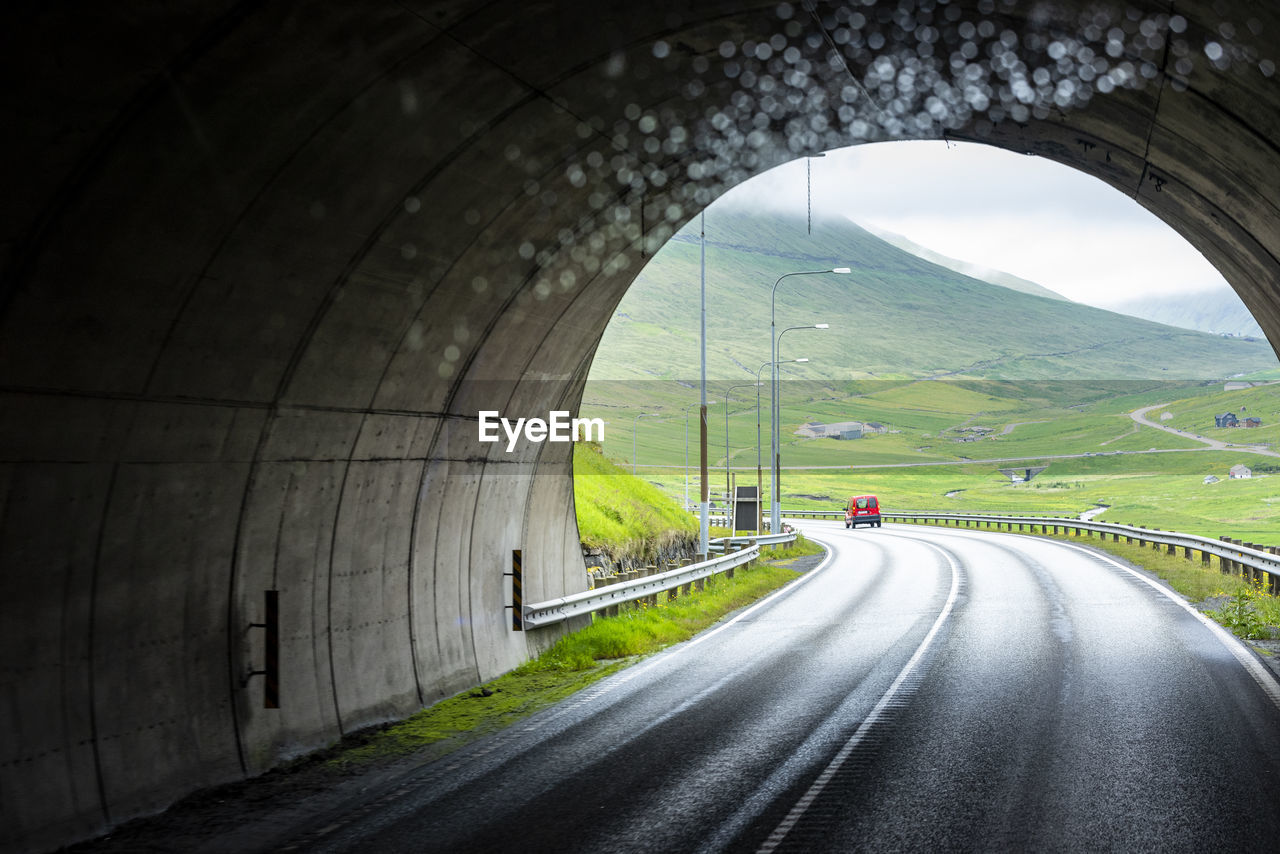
[699,211,709,557]
[772,270,848,533]
[757,356,809,533]
[775,324,827,528]
[722,383,762,521]
[683,399,714,511]
[632,412,659,475]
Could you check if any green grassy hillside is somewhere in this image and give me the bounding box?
[573,442,696,560]
[585,207,1278,385]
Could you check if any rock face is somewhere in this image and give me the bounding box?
[582,536,700,584]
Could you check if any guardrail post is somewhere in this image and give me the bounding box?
[1201,548,1211,566]
[1166,542,1176,556]
[1244,545,1259,585]
[1220,537,1234,575]
[623,569,637,611]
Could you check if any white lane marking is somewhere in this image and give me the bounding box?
[1049,538,1280,714]
[896,525,1280,714]
[517,533,846,733]
[756,539,962,853]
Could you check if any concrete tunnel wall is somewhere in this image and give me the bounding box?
[2,1,1279,850]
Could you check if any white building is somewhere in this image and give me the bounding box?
[796,420,867,440]
[1229,464,1253,479]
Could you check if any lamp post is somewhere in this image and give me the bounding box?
[757,356,810,533]
[774,324,827,528]
[772,270,848,533]
[632,412,659,475]
[683,400,714,511]
[722,383,762,522]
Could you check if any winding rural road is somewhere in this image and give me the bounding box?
[251,522,1280,852]
[1131,404,1280,458]
[1131,403,1280,458]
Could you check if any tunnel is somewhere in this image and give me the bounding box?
[2,1,1279,850]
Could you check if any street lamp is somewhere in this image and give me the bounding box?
[774,324,827,530]
[722,383,762,523]
[683,400,714,511]
[756,357,809,533]
[632,412,659,475]
[772,270,848,532]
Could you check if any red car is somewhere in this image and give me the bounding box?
[845,494,881,529]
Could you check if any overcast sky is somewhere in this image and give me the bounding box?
[715,140,1229,308]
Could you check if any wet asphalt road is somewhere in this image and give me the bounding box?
[290,522,1280,852]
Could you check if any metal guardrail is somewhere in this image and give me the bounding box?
[783,509,844,520]
[709,531,798,552]
[523,534,796,629]
[881,510,1280,593]
[776,506,1280,592]
[781,508,1088,520]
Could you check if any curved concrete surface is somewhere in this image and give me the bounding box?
[3,2,1280,850]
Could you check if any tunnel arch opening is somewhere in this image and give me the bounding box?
[580,136,1280,529]
[4,2,1280,850]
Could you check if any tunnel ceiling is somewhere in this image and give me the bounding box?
[3,1,1280,851]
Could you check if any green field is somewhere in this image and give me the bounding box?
[1154,383,1280,447]
[638,458,1279,544]
[589,378,1231,472]
[605,379,1280,545]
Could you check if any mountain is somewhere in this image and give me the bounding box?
[586,207,1278,385]
[1101,287,1266,339]
[856,221,1070,303]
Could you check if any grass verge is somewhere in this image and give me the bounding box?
[760,533,825,565]
[330,555,810,769]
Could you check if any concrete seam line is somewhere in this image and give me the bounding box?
[1050,538,1280,714]
[756,539,962,853]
